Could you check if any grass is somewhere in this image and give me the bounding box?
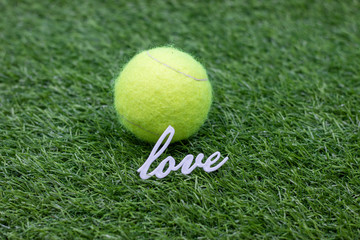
[1,0,360,239]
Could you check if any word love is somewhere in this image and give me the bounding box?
[137,126,229,179]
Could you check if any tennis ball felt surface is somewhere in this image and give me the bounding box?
[114,47,212,143]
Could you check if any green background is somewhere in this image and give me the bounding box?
[1,0,359,239]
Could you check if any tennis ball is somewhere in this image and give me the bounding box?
[114,47,212,143]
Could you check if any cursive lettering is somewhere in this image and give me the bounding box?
[137,126,229,179]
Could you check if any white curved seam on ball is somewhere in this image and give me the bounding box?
[121,115,158,136]
[146,52,208,81]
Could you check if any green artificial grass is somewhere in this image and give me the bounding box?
[1,0,360,239]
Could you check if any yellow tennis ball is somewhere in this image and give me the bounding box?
[114,47,212,143]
